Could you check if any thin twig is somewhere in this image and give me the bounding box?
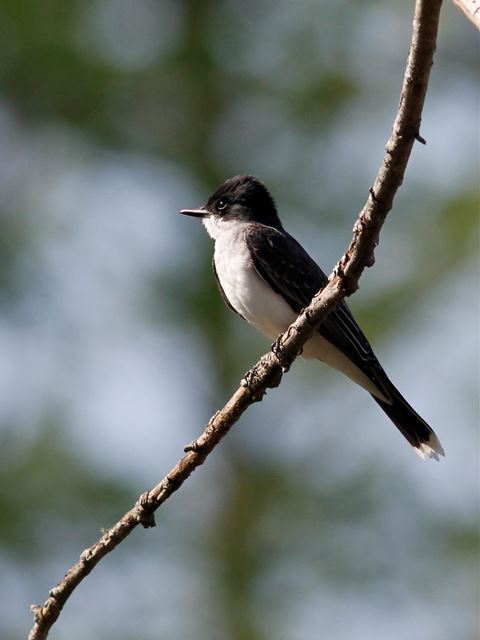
[451,0,480,28]
[28,1,443,638]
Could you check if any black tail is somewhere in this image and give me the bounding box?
[371,382,444,460]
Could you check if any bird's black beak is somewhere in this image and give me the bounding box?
[180,207,208,218]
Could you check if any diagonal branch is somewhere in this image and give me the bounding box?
[28,1,443,638]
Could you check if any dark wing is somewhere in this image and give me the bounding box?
[245,225,443,457]
[244,225,327,311]
[244,224,389,391]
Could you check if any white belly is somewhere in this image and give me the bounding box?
[213,224,295,338]
[212,222,386,400]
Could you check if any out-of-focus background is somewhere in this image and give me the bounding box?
[0,1,478,639]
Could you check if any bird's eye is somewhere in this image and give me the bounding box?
[217,199,228,212]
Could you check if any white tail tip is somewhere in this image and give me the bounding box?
[414,433,445,461]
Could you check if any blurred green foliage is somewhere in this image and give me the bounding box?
[357,188,479,337]
[0,421,132,558]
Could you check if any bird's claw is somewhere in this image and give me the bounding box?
[271,336,292,372]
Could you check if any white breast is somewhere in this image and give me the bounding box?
[211,220,296,339]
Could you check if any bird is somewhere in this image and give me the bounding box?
[180,174,444,460]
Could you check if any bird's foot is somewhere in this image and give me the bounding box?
[271,335,296,372]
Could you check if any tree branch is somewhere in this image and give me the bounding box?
[451,0,480,28]
[28,1,443,638]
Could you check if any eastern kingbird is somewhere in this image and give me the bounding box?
[181,174,444,460]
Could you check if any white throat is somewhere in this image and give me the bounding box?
[202,214,225,240]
